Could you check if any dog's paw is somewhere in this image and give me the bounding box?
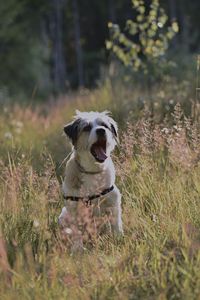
[58,207,68,227]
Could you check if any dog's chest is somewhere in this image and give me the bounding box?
[81,172,112,195]
[63,158,115,197]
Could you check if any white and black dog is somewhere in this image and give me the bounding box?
[58,111,123,244]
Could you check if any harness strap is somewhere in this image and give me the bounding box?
[63,185,114,204]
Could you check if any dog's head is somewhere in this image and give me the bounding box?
[64,111,118,164]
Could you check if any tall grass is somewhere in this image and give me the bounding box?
[1,83,200,299]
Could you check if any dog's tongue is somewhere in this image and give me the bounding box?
[94,145,107,161]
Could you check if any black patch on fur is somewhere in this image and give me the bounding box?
[64,118,81,145]
[110,123,117,138]
[83,123,92,132]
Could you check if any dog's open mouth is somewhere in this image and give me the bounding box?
[90,138,107,163]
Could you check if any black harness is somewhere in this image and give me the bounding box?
[63,185,114,205]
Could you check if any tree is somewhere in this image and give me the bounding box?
[49,0,67,93]
[106,0,179,74]
[0,0,50,97]
[0,0,199,99]
[72,0,84,87]
[106,0,179,114]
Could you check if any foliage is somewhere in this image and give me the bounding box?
[0,0,199,97]
[0,0,50,98]
[106,0,179,78]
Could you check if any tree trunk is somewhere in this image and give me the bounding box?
[177,0,189,52]
[168,0,176,20]
[50,0,67,93]
[72,0,84,87]
[108,0,116,22]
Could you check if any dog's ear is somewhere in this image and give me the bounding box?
[64,118,81,145]
[108,118,118,139]
[111,123,118,138]
[104,112,118,139]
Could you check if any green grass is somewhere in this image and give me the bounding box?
[1,82,200,300]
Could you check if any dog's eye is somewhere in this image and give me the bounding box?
[83,124,92,132]
[100,122,109,129]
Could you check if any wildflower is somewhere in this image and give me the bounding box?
[3,107,8,113]
[154,101,159,107]
[173,125,181,132]
[4,132,13,139]
[151,214,157,223]
[64,228,72,235]
[16,121,23,128]
[11,120,23,128]
[161,128,169,134]
[33,220,40,228]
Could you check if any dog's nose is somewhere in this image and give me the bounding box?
[96,128,106,137]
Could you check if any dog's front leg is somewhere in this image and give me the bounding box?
[58,207,68,227]
[110,205,123,235]
[107,189,123,235]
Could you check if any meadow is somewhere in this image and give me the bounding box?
[1,77,200,300]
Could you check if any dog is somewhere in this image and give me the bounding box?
[58,111,123,249]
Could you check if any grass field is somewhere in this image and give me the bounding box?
[1,81,200,299]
